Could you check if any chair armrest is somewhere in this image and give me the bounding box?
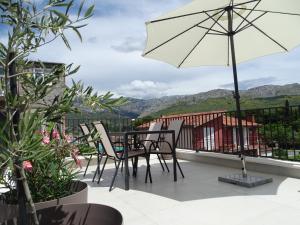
[139,139,156,143]
[154,140,173,152]
[127,141,147,152]
[138,139,159,151]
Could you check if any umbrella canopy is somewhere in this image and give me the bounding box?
[143,0,300,177]
[143,0,300,67]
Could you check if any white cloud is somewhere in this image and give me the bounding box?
[1,0,300,99]
[111,37,145,53]
[116,80,170,99]
[114,70,234,99]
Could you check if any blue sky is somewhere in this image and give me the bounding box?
[2,0,300,99]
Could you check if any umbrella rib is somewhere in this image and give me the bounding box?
[234,0,261,32]
[197,25,227,35]
[208,32,227,36]
[204,11,228,32]
[234,7,300,17]
[148,0,260,24]
[233,9,288,51]
[149,9,225,24]
[231,0,260,8]
[143,9,224,56]
[236,11,267,33]
[177,10,227,68]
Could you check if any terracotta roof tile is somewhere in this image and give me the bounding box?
[139,112,259,128]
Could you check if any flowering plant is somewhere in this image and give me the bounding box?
[0,1,126,224]
[1,124,84,204]
[41,128,82,169]
[23,161,33,173]
[23,125,84,203]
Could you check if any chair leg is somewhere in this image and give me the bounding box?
[92,154,103,182]
[83,154,93,177]
[92,165,98,182]
[121,160,124,172]
[109,159,122,192]
[162,155,170,172]
[98,153,104,174]
[97,156,108,184]
[133,156,138,177]
[176,159,184,178]
[145,155,152,183]
[157,155,165,172]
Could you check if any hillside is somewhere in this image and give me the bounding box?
[118,83,300,118]
[149,95,300,118]
[71,83,300,119]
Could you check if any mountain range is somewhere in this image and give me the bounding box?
[117,83,300,118]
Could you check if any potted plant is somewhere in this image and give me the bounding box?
[0,0,125,224]
[0,123,89,222]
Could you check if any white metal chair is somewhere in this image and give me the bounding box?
[92,121,152,191]
[149,119,185,178]
[136,122,169,172]
[79,123,99,177]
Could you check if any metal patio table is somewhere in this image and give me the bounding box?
[123,130,176,190]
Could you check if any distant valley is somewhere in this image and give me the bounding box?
[73,83,300,119]
[117,83,300,118]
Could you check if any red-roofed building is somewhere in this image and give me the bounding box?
[139,111,260,154]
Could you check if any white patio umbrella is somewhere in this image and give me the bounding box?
[143,0,300,180]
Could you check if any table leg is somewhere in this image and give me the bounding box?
[172,131,177,182]
[133,156,138,177]
[125,134,129,190]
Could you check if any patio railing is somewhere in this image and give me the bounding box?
[65,101,300,162]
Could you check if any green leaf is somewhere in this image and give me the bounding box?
[71,27,82,42]
[84,5,94,18]
[77,0,85,18]
[52,9,70,23]
[52,2,70,7]
[74,24,88,29]
[65,0,74,15]
[61,33,71,50]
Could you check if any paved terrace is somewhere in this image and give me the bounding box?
[79,153,300,225]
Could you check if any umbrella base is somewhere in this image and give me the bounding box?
[218,174,273,188]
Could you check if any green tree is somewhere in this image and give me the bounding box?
[0,1,126,224]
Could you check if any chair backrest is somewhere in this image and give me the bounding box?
[79,123,97,149]
[92,121,117,158]
[161,120,184,151]
[144,122,163,150]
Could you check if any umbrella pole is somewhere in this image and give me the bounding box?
[227,7,247,177]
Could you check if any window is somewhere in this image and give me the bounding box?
[30,67,53,84]
[203,127,215,150]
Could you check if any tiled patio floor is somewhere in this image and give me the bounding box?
[80,157,300,225]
